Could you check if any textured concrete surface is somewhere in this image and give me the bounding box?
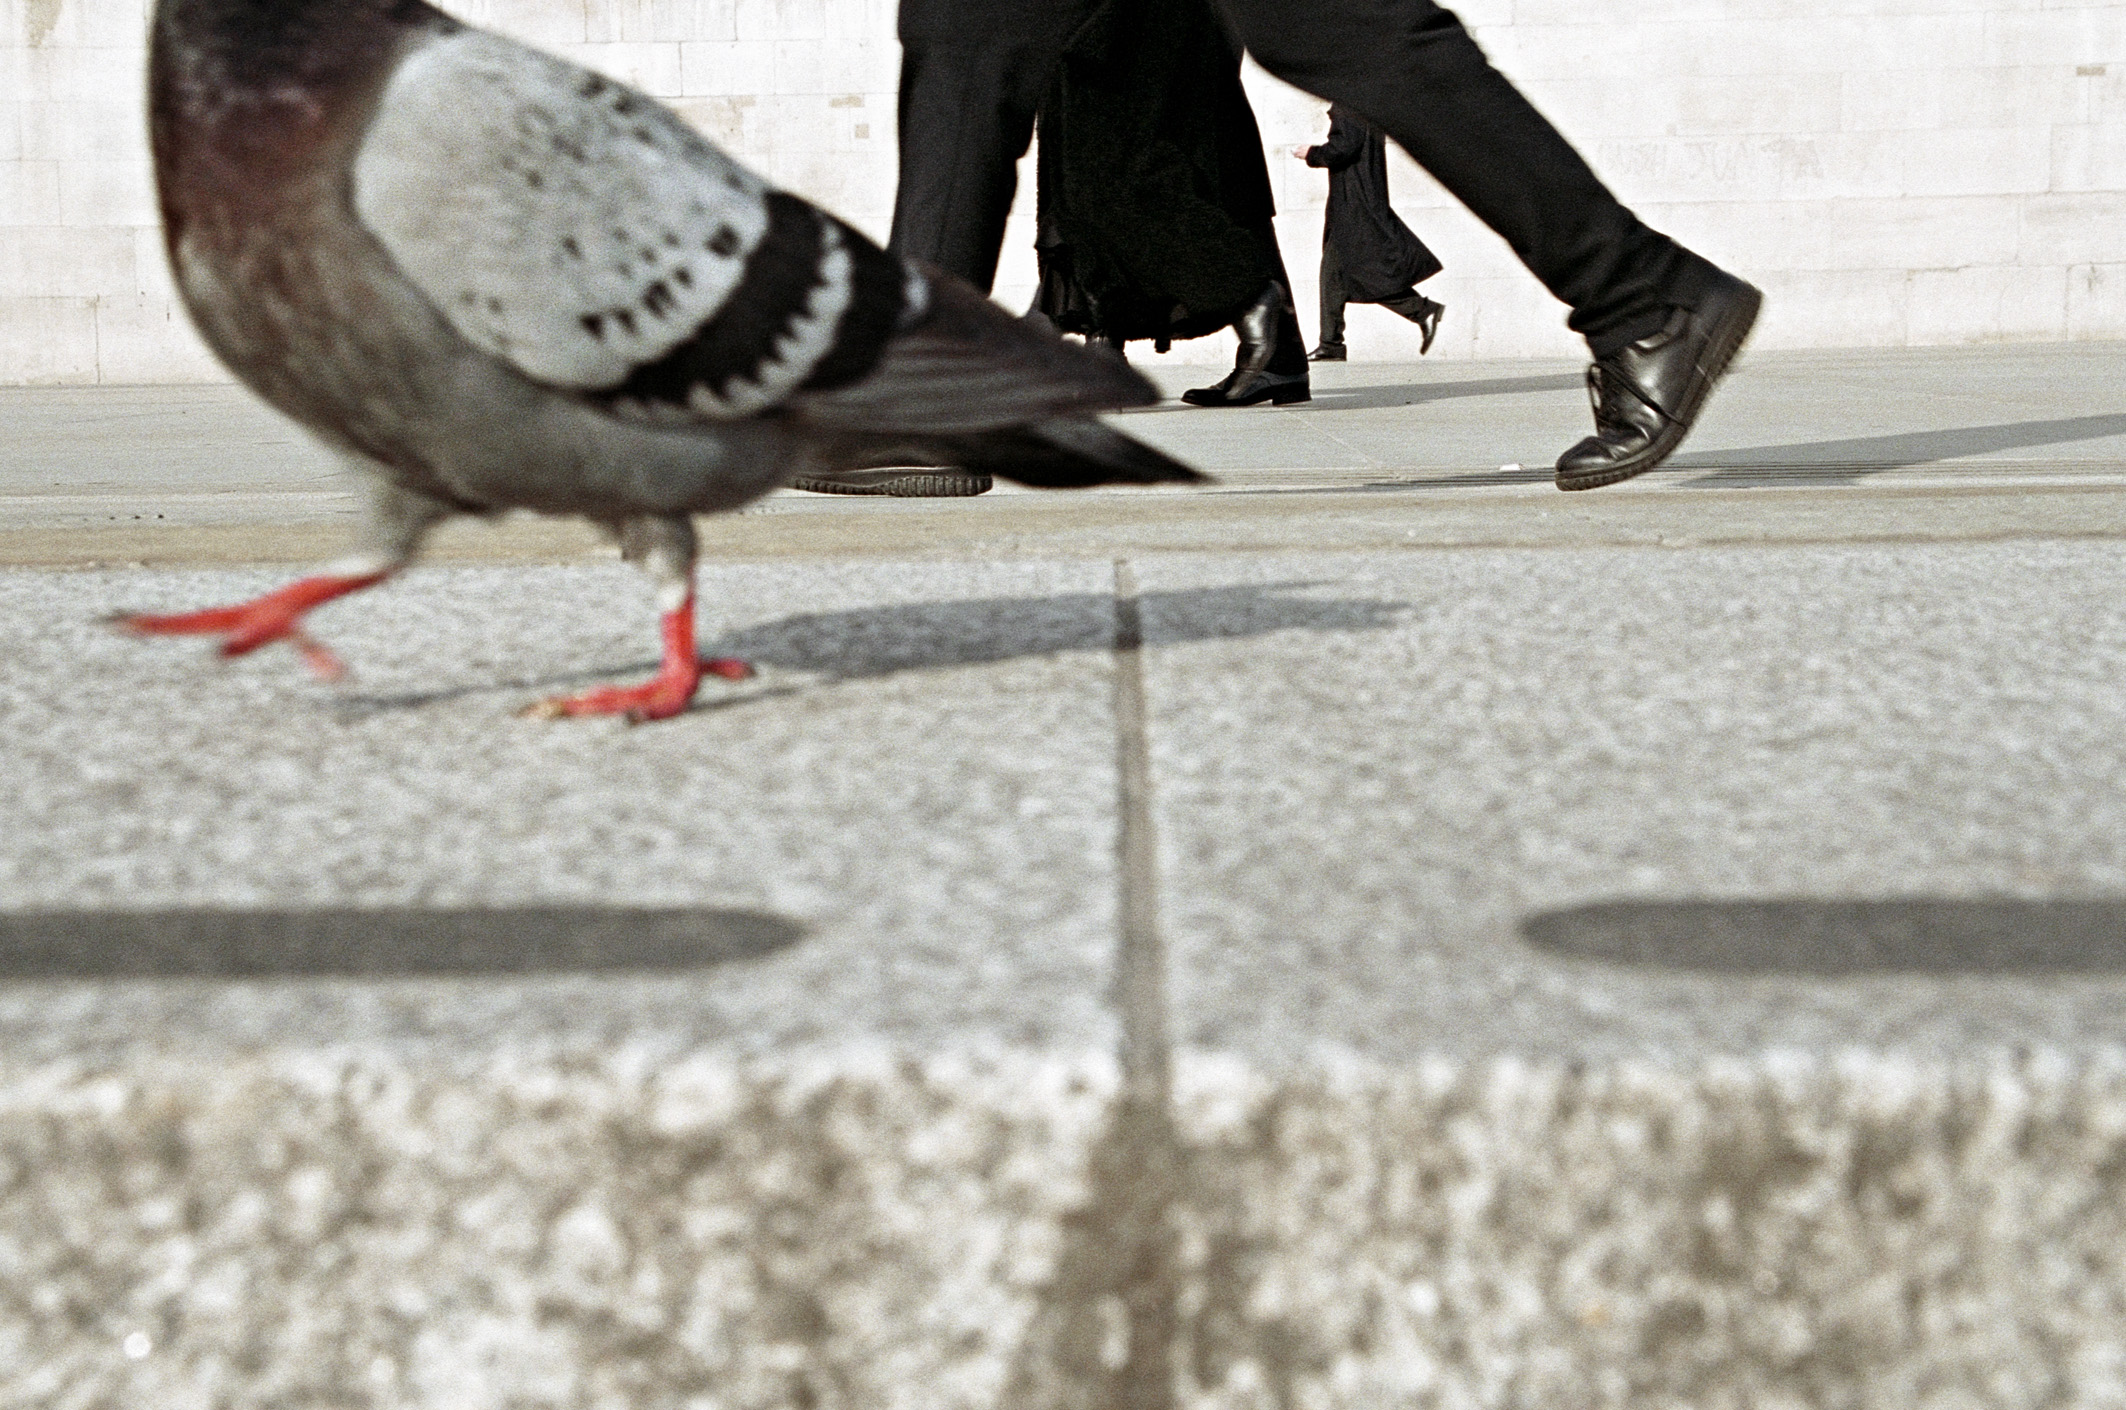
[6,344,2126,1405]
[0,561,1128,1058]
[1137,541,2126,1064]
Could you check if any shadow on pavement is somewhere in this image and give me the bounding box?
[0,906,804,979]
[1673,412,2126,485]
[1297,371,1585,412]
[335,581,1411,715]
[714,581,1411,677]
[1521,898,2126,976]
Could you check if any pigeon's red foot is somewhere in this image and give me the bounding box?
[521,597,752,723]
[523,664,703,722]
[114,572,387,681]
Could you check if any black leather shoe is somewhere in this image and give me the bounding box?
[1412,296,1444,355]
[1308,344,1346,362]
[1180,369,1311,406]
[1554,271,1762,491]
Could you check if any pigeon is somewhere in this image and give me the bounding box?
[124,0,1204,720]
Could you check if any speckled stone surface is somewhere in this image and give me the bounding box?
[0,561,1124,1060]
[1136,542,2126,1065]
[1161,1050,2126,1410]
[0,1048,1116,1409]
[0,559,1132,1406]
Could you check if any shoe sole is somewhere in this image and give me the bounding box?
[1555,281,1762,492]
[1180,382,1313,407]
[789,470,995,497]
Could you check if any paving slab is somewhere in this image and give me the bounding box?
[7,343,2125,570]
[1127,540,2126,1408]
[0,558,1148,1408]
[1135,541,2126,1064]
[0,560,1130,1058]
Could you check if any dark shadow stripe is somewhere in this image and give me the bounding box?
[0,907,804,978]
[1000,557,1181,1410]
[1675,413,2126,484]
[1522,898,2126,976]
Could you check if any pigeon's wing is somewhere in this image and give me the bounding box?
[783,270,1160,437]
[353,27,1161,431]
[352,28,884,417]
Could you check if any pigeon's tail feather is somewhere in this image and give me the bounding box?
[790,270,1162,437]
[938,417,1207,489]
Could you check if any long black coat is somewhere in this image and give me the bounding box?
[1033,0,1285,343]
[1306,104,1440,302]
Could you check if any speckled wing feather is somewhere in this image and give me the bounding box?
[352,28,904,418]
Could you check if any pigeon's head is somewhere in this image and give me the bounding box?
[152,0,447,114]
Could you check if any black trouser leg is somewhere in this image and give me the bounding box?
[1212,0,1716,354]
[1378,289,1438,321]
[886,41,1043,291]
[889,0,1093,293]
[1317,240,1348,349]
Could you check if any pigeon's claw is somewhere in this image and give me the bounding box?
[291,633,350,682]
[521,666,703,723]
[115,572,387,677]
[522,598,751,723]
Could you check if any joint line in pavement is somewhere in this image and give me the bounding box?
[1111,558,1172,1107]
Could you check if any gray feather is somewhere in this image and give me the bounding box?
[352,29,774,391]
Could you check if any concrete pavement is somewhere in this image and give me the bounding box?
[5,342,2126,1407]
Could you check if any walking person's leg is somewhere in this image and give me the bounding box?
[886,40,1037,292]
[1180,223,1311,406]
[799,0,1089,496]
[1377,287,1445,353]
[1314,239,1348,359]
[1213,0,1759,487]
[888,0,1091,292]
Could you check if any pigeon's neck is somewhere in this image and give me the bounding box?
[151,0,447,130]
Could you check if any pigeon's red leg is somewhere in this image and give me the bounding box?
[524,516,752,723]
[117,571,388,681]
[116,478,450,682]
[524,589,753,722]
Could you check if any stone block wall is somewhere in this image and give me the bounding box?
[0,0,2119,381]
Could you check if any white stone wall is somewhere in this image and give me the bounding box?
[0,0,2119,381]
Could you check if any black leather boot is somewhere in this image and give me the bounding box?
[1182,284,1311,407]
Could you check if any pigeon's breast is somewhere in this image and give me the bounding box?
[351,29,773,390]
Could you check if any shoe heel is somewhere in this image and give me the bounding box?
[1270,382,1311,405]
